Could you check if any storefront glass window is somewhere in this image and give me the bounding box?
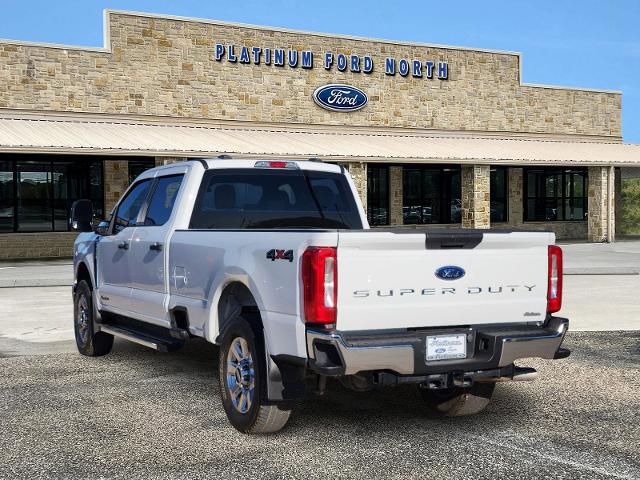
[524,168,587,221]
[0,155,106,233]
[128,159,157,184]
[17,162,52,232]
[490,167,508,223]
[403,166,461,224]
[0,161,14,232]
[366,165,389,226]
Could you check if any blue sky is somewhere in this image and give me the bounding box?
[1,0,638,142]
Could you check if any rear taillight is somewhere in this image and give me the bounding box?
[301,247,337,325]
[547,245,563,313]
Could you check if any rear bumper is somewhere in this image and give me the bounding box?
[306,316,569,376]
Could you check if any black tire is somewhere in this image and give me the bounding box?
[74,280,113,357]
[218,317,291,434]
[419,382,495,416]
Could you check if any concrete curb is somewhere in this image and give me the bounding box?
[0,280,73,288]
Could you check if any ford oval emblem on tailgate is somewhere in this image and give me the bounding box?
[312,84,368,112]
[435,266,466,281]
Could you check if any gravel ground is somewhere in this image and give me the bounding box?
[1,332,639,480]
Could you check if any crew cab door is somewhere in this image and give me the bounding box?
[97,179,153,314]
[128,174,184,326]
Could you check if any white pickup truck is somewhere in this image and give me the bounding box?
[71,158,570,433]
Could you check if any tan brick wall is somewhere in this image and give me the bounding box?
[104,159,129,214]
[461,165,490,229]
[0,232,77,260]
[345,162,367,214]
[0,12,621,138]
[587,166,615,242]
[389,166,403,225]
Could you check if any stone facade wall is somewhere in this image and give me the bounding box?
[389,166,403,225]
[461,165,490,229]
[587,166,614,242]
[0,232,77,260]
[104,159,130,214]
[0,12,621,138]
[345,162,367,214]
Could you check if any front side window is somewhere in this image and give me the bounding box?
[190,169,363,230]
[525,168,587,221]
[144,175,184,226]
[367,165,389,226]
[114,180,151,232]
[403,166,460,224]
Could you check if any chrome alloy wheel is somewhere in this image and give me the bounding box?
[76,294,90,345]
[226,337,255,414]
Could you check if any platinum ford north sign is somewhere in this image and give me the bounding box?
[313,84,368,112]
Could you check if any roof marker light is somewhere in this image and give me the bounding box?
[254,161,299,169]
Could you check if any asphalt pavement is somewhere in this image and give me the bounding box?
[0,241,638,479]
[1,332,639,480]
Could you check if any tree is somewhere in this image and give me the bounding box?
[620,178,640,235]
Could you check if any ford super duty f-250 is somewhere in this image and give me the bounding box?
[70,158,570,433]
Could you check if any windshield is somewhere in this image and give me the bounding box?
[189,168,363,230]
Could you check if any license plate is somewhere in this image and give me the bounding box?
[426,334,467,362]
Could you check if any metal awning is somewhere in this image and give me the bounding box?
[0,113,639,166]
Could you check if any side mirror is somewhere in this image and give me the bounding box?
[95,220,110,236]
[70,199,93,232]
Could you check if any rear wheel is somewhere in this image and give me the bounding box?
[419,382,495,416]
[218,317,291,433]
[74,280,113,357]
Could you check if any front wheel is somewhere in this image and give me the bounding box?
[74,280,113,357]
[419,382,495,416]
[218,317,291,434]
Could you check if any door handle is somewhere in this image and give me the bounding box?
[117,241,129,250]
[149,242,163,252]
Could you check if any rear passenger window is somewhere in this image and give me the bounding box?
[144,175,184,226]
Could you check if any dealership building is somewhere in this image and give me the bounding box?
[0,10,639,259]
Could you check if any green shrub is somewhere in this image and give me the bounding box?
[620,178,640,234]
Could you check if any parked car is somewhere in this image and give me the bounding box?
[71,159,570,433]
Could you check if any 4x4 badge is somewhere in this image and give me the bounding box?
[266,249,294,262]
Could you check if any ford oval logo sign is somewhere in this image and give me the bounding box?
[312,84,368,112]
[435,266,466,281]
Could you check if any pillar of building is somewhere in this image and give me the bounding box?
[588,166,615,242]
[507,167,524,227]
[389,166,403,225]
[615,167,622,238]
[461,165,491,229]
[155,156,185,167]
[346,162,367,215]
[104,160,129,214]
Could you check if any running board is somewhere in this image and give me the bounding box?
[99,325,174,352]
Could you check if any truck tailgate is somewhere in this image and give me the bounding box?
[336,230,553,331]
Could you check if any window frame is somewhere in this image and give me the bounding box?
[523,167,588,222]
[140,174,185,227]
[366,164,390,226]
[402,165,461,225]
[490,166,509,223]
[109,178,153,234]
